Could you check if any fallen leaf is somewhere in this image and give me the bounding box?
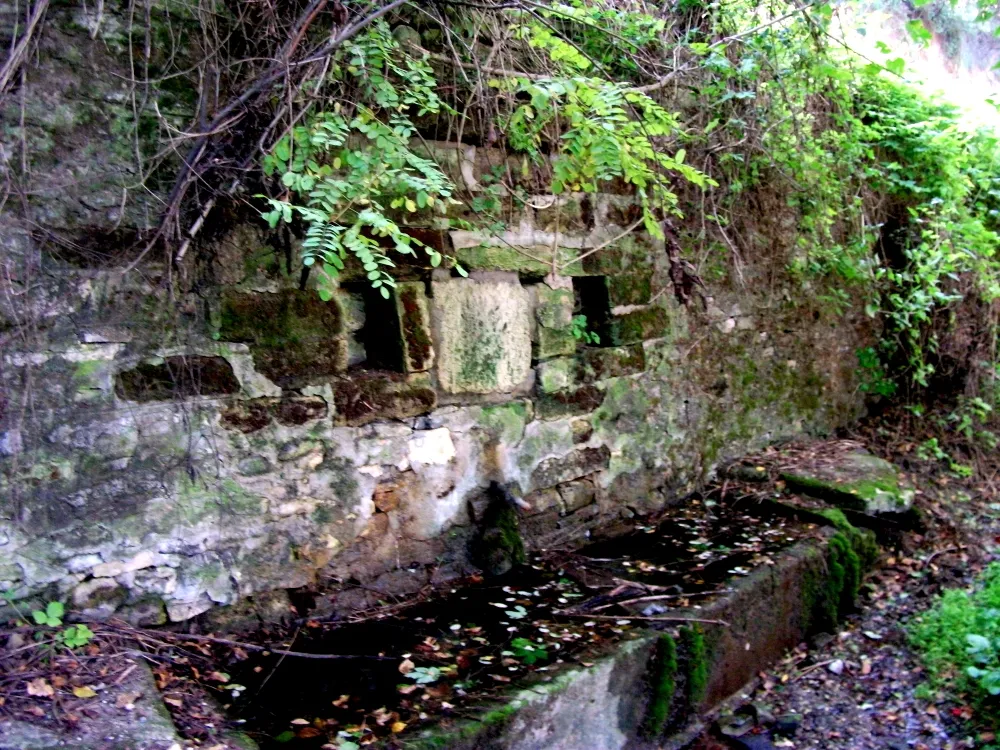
[207,671,230,682]
[116,691,142,709]
[72,686,98,699]
[297,727,323,739]
[26,678,54,698]
[163,696,184,708]
[391,721,407,733]
[332,694,350,707]
[398,658,415,675]
[862,630,883,641]
[861,660,872,676]
[290,718,310,726]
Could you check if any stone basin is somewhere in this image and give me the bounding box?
[206,498,875,750]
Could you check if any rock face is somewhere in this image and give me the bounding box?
[0,2,875,625]
[782,451,914,514]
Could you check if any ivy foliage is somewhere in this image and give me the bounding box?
[256,0,1000,403]
[261,20,465,300]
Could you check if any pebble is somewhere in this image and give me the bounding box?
[828,659,845,675]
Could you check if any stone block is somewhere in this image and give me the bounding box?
[535,326,577,360]
[522,487,563,516]
[606,272,653,306]
[536,385,604,419]
[433,278,532,394]
[609,305,670,345]
[571,417,594,444]
[582,233,655,276]
[333,372,437,426]
[452,244,554,275]
[558,478,597,513]
[576,344,646,383]
[531,446,611,489]
[72,577,126,619]
[395,282,435,372]
[237,456,271,476]
[408,428,456,467]
[534,285,575,329]
[781,451,914,514]
[373,479,406,512]
[220,399,272,433]
[273,396,328,425]
[219,289,348,384]
[533,194,593,234]
[537,358,575,394]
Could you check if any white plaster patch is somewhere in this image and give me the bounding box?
[408,428,456,467]
[92,550,160,578]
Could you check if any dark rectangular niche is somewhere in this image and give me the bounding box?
[343,283,406,373]
[115,356,240,401]
[572,276,612,346]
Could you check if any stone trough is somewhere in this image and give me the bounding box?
[403,508,876,750]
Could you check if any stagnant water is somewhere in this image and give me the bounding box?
[194,497,822,748]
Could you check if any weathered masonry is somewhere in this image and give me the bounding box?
[0,5,871,626]
[0,177,868,625]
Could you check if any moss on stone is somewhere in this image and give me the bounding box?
[479,402,530,444]
[576,344,646,383]
[537,358,575,394]
[454,245,554,275]
[609,306,670,345]
[680,625,708,709]
[398,283,434,372]
[535,286,575,329]
[116,356,240,402]
[218,289,347,384]
[642,632,677,738]
[606,272,653,306]
[471,491,526,576]
[535,326,578,359]
[804,520,876,635]
[536,385,604,419]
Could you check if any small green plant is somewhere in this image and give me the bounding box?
[856,346,897,397]
[570,314,600,345]
[259,21,466,301]
[58,624,95,649]
[32,601,64,627]
[916,437,949,462]
[507,637,548,665]
[28,601,95,649]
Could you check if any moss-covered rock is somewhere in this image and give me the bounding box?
[396,282,435,372]
[535,326,577,360]
[782,452,913,514]
[609,305,671,345]
[219,289,347,385]
[606,272,653,306]
[471,483,526,576]
[642,633,677,738]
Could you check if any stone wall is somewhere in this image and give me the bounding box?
[0,184,870,624]
[0,4,872,625]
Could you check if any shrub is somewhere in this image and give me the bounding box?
[910,563,1000,715]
